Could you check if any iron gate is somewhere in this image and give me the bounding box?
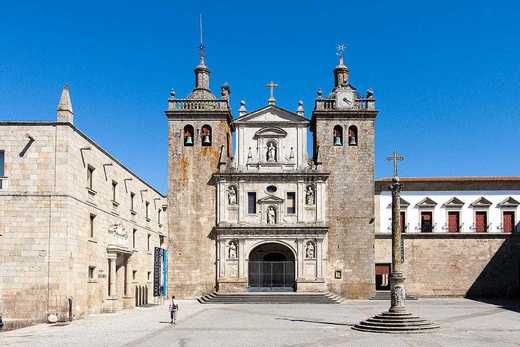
[248,261,295,291]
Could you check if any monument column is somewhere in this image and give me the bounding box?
[353,152,439,333]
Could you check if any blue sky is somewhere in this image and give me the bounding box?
[1,1,519,193]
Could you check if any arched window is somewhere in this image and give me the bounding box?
[201,125,212,146]
[348,125,358,146]
[183,125,194,146]
[333,125,343,146]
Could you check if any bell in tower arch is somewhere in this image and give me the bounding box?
[334,136,342,146]
[185,136,193,145]
[201,125,212,146]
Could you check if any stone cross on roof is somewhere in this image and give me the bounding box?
[387,151,405,178]
[266,81,278,105]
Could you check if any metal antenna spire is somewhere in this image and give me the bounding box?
[199,14,205,65]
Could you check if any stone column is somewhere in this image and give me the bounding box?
[108,254,117,298]
[316,239,323,279]
[239,239,246,278]
[389,177,405,313]
[296,239,304,279]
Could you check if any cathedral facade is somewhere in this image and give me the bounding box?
[167,47,376,298]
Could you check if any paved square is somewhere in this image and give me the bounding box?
[2,299,520,346]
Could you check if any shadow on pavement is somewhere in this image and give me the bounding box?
[276,317,352,326]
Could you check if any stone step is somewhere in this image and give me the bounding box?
[198,292,340,304]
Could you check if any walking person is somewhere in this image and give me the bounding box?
[169,296,178,325]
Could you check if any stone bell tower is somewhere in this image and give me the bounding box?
[166,40,233,298]
[311,46,377,298]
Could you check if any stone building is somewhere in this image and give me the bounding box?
[0,86,168,328]
[375,177,520,297]
[167,44,520,301]
[167,44,376,298]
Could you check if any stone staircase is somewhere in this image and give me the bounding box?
[370,290,418,300]
[198,292,344,304]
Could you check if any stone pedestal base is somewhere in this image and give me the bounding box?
[102,297,120,313]
[217,278,248,293]
[353,310,439,334]
[296,278,326,292]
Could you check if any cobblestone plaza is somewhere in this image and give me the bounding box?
[2,299,520,347]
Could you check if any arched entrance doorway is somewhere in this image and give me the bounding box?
[248,243,295,291]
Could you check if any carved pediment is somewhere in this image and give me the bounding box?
[497,196,520,207]
[254,127,288,138]
[257,195,284,204]
[442,197,465,208]
[415,197,437,208]
[470,196,492,207]
[234,105,309,125]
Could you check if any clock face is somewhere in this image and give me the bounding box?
[337,90,354,108]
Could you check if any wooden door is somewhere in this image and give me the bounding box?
[475,211,487,232]
[448,211,460,232]
[421,211,433,233]
[503,211,515,233]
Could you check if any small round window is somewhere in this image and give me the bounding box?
[266,185,277,193]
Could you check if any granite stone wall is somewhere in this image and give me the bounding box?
[312,116,376,298]
[375,235,520,297]
[167,116,232,298]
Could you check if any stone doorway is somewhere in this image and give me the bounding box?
[248,243,295,291]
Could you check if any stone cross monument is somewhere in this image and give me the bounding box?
[353,152,439,333]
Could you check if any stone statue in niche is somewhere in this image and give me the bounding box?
[267,206,276,224]
[305,241,315,259]
[228,186,237,205]
[305,185,315,205]
[289,147,295,160]
[228,241,238,259]
[266,143,277,162]
[247,147,253,161]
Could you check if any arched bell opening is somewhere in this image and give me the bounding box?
[333,125,343,146]
[201,125,212,146]
[183,125,194,146]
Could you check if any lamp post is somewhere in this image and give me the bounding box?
[353,152,439,333]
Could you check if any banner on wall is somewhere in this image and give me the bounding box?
[153,247,168,297]
[162,248,168,296]
[153,247,161,297]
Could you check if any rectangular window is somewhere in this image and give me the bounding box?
[287,192,296,214]
[248,192,257,214]
[159,235,165,247]
[130,192,135,212]
[112,181,118,202]
[420,211,433,233]
[0,150,4,177]
[89,214,96,238]
[87,165,95,190]
[132,270,137,280]
[132,229,137,248]
[145,201,150,219]
[147,234,151,251]
[475,211,488,232]
[400,211,406,233]
[158,209,162,225]
[88,266,95,280]
[448,211,460,233]
[147,271,151,281]
[503,211,515,233]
